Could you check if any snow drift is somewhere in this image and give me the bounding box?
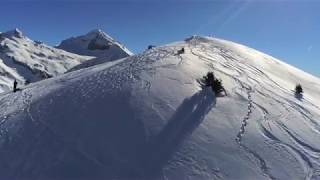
[0,36,319,180]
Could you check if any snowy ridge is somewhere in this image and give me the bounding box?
[0,29,93,93]
[0,36,319,179]
[66,55,128,73]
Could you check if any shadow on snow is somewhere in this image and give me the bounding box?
[139,88,216,178]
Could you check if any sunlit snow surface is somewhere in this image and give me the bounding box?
[0,36,319,180]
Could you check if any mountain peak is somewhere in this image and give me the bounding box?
[57,29,133,59]
[85,29,114,42]
[88,28,104,35]
[2,28,24,38]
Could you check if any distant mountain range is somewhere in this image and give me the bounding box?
[0,28,132,93]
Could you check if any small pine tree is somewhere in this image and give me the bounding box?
[295,84,303,94]
[198,72,226,96]
[294,84,303,100]
[198,72,214,87]
[212,79,224,94]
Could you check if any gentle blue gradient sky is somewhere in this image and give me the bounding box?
[1,0,319,77]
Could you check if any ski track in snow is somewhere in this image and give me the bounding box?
[254,94,320,179]
[186,37,320,179]
[187,39,255,144]
[235,89,254,144]
[241,143,276,180]
[187,40,277,179]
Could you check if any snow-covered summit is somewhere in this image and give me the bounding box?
[87,29,115,41]
[0,28,93,93]
[57,29,133,59]
[1,28,24,38]
[0,36,319,180]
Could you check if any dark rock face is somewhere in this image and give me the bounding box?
[87,35,111,50]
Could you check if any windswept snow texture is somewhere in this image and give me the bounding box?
[0,29,93,93]
[0,36,320,180]
[57,29,133,60]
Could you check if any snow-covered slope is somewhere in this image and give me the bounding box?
[0,36,320,180]
[0,29,93,93]
[66,56,126,73]
[57,29,133,60]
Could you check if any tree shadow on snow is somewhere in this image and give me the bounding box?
[291,90,303,101]
[139,88,216,178]
[294,92,303,101]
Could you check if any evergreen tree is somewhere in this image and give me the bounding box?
[294,84,303,100]
[198,72,226,96]
[212,79,224,94]
[295,84,303,94]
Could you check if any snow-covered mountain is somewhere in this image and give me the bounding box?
[0,29,93,93]
[57,29,133,60]
[0,36,319,180]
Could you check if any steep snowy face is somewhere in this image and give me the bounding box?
[0,36,320,180]
[57,29,133,60]
[0,29,93,93]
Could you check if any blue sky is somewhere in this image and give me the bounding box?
[1,0,319,77]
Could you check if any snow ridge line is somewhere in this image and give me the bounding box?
[235,89,254,144]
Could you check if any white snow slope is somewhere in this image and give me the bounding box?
[57,29,133,60]
[0,29,93,93]
[0,36,319,180]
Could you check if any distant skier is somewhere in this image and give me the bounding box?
[13,80,18,92]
